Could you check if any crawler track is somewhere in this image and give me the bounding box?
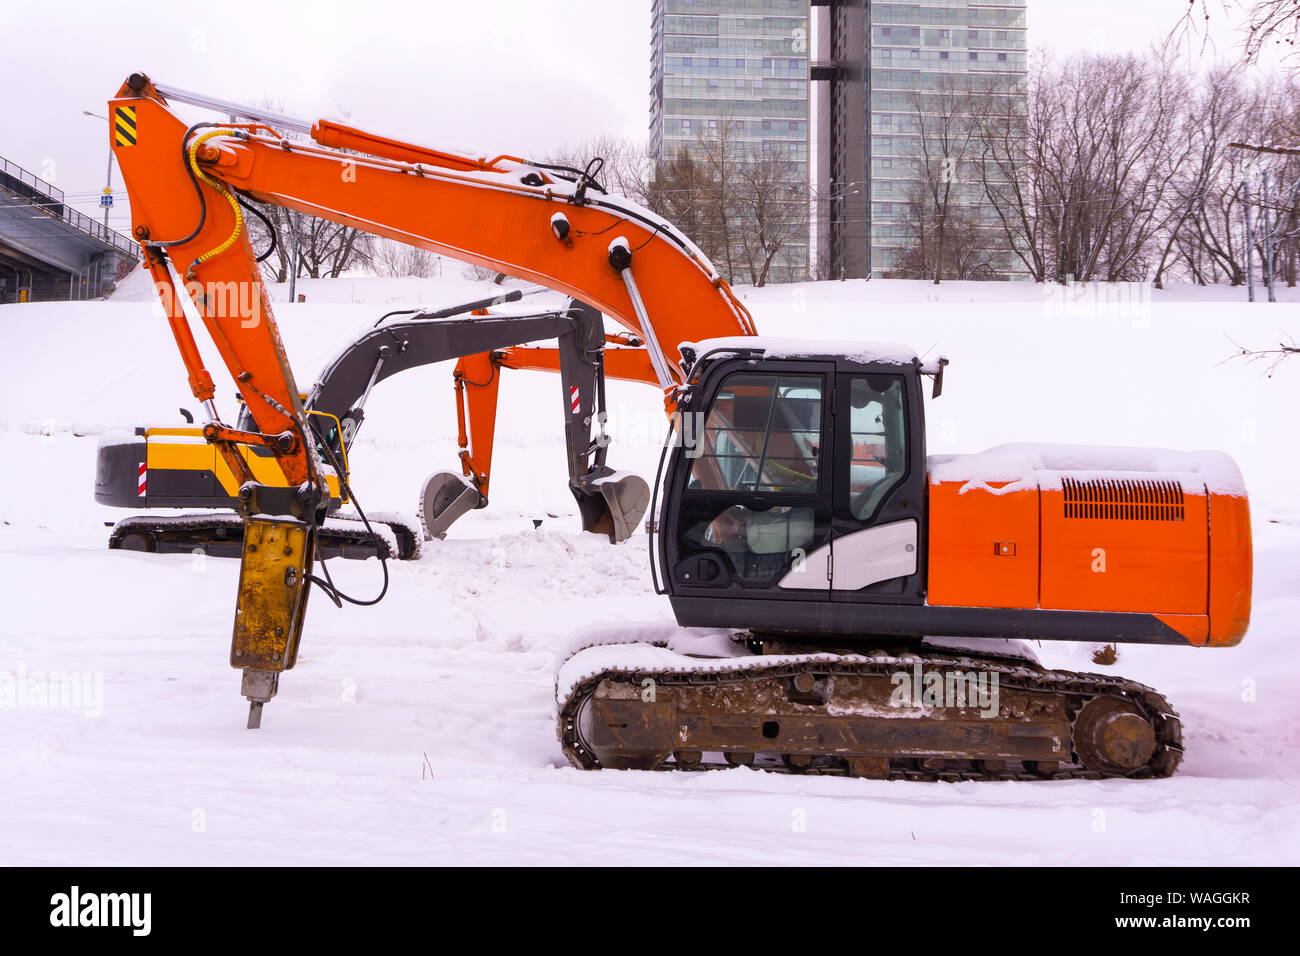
[558,646,1183,781]
[107,511,422,561]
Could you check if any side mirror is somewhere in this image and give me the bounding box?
[922,357,949,399]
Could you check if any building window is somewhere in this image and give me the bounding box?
[969,52,978,60]
[735,58,744,67]
[881,159,892,168]
[940,29,949,38]
[968,30,979,40]
[998,53,1007,62]
[882,26,891,36]
[910,49,920,59]
[881,49,891,59]
[762,119,772,130]
[789,121,798,131]
[997,31,1008,40]
[940,51,949,60]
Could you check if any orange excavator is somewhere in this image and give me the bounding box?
[108,74,1252,779]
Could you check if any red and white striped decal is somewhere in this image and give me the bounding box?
[137,462,147,498]
[570,386,581,415]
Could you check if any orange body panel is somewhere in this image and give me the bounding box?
[927,472,1252,647]
[1039,488,1208,615]
[927,482,1040,609]
[1207,493,1253,646]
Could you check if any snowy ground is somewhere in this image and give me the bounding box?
[2,271,1298,865]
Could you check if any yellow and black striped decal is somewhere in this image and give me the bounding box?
[113,105,137,147]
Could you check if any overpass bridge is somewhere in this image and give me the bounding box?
[1,155,140,303]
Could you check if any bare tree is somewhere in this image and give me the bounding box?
[648,119,809,286]
[1154,66,1247,286]
[366,238,441,278]
[693,119,745,282]
[241,98,374,284]
[735,143,809,287]
[977,51,1193,284]
[895,78,1005,283]
[543,135,652,204]
[977,68,1049,281]
[1231,334,1300,374]
[647,145,710,245]
[1180,1,1300,66]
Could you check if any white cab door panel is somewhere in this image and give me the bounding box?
[830,519,918,590]
[776,543,831,589]
[778,519,917,591]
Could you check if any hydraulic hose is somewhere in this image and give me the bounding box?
[184,129,245,278]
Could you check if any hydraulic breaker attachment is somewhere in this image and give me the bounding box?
[419,471,486,540]
[230,517,315,729]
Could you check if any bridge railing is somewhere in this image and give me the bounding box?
[0,156,64,201]
[0,155,139,259]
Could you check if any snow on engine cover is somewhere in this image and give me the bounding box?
[926,444,1251,647]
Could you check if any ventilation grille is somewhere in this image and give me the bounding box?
[1062,477,1185,522]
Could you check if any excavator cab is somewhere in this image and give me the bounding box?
[657,344,929,633]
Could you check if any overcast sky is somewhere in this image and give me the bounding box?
[0,0,1263,224]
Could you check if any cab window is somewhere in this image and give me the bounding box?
[847,374,908,521]
[676,371,827,586]
[689,373,823,494]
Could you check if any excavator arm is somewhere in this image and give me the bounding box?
[109,73,755,724]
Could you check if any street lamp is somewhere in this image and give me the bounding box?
[83,110,114,230]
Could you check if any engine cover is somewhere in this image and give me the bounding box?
[926,444,1252,647]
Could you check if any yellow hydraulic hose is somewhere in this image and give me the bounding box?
[185,129,244,278]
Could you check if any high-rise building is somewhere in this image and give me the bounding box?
[650,0,811,283]
[815,1,1029,278]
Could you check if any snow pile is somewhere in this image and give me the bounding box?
[684,335,918,367]
[929,443,1249,497]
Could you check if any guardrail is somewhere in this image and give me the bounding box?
[0,155,139,259]
[0,156,64,201]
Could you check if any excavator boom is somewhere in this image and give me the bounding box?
[109,73,755,723]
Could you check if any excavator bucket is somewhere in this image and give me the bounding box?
[419,471,486,540]
[573,472,651,544]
